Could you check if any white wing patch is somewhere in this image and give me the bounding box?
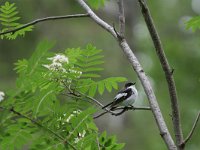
[114,93,127,100]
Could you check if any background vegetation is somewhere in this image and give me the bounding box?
[0,0,200,149]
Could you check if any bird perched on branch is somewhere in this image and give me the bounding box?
[102,82,138,110]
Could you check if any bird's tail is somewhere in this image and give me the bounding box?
[102,101,114,109]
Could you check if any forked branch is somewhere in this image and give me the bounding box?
[75,0,177,149]
[180,111,200,148]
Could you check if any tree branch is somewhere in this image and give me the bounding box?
[0,13,89,36]
[94,106,151,119]
[0,106,77,150]
[181,111,200,148]
[64,89,151,119]
[75,0,177,149]
[137,0,183,148]
[117,0,125,37]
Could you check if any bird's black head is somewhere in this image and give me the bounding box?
[125,82,136,88]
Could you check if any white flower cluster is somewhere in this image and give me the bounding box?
[74,130,86,143]
[0,91,5,102]
[66,110,81,123]
[43,54,68,72]
[48,54,69,64]
[43,54,82,80]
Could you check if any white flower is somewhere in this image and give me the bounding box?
[65,110,82,123]
[0,91,5,102]
[48,54,69,64]
[74,137,80,143]
[79,130,86,138]
[43,54,68,73]
[74,130,86,143]
[66,114,74,123]
[43,62,67,72]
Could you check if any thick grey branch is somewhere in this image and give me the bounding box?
[75,0,177,149]
[0,14,89,36]
[117,0,125,37]
[137,0,183,148]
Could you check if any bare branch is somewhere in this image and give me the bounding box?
[114,106,151,111]
[117,0,125,37]
[94,106,151,119]
[0,13,89,36]
[0,106,77,150]
[181,111,200,147]
[137,0,183,147]
[75,0,177,149]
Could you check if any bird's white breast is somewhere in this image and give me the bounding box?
[122,85,138,106]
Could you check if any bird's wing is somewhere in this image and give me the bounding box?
[102,89,130,109]
[111,88,133,107]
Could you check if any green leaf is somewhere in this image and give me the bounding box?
[88,83,97,97]
[87,0,105,9]
[0,2,34,39]
[105,81,112,92]
[98,81,105,95]
[81,73,101,78]
[186,16,200,31]
[28,40,55,75]
[83,67,104,72]
[14,59,28,74]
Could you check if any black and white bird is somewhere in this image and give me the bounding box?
[102,82,138,110]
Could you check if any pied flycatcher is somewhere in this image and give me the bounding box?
[102,82,138,110]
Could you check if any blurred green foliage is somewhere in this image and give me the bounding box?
[0,2,33,39]
[0,39,126,149]
[0,0,200,150]
[187,16,200,31]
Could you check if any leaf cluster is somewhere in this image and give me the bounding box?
[0,2,33,39]
[186,16,200,31]
[0,41,125,150]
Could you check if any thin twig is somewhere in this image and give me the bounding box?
[65,89,151,119]
[75,0,177,149]
[94,106,151,119]
[0,106,77,150]
[0,13,89,36]
[117,0,125,37]
[114,106,151,111]
[137,0,183,148]
[181,111,200,147]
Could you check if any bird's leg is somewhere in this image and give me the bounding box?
[129,105,135,110]
[112,106,129,116]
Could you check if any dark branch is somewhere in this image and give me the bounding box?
[94,106,151,119]
[138,0,183,147]
[0,106,77,150]
[0,13,89,36]
[117,0,125,38]
[181,111,200,147]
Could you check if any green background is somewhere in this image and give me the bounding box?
[0,0,200,149]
